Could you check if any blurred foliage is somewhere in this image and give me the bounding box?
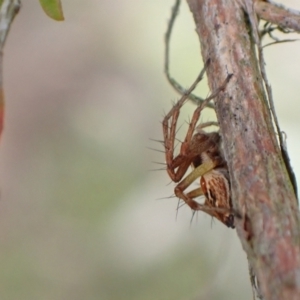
[39,0,64,21]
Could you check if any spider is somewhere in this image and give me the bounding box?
[162,62,234,228]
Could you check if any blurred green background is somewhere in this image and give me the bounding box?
[0,0,299,299]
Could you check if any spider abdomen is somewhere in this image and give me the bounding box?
[201,169,234,228]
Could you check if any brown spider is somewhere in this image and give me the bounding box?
[162,63,234,228]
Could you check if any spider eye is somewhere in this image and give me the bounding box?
[225,214,235,228]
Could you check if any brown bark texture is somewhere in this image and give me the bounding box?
[255,0,300,32]
[185,0,300,299]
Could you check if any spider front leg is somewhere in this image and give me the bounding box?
[163,103,217,182]
[163,101,207,182]
[174,159,216,210]
[162,65,210,182]
[175,159,235,228]
[163,66,232,182]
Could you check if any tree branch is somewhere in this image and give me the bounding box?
[186,0,300,299]
[255,0,300,32]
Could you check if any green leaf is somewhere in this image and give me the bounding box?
[39,0,64,21]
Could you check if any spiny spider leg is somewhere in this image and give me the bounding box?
[162,65,234,227]
[197,121,219,130]
[173,160,233,225]
[162,61,210,182]
[163,69,232,183]
[174,159,216,210]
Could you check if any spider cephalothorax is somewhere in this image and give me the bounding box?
[162,71,234,228]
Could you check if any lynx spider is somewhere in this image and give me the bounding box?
[162,61,234,228]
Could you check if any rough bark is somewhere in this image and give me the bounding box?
[255,0,300,32]
[185,0,300,299]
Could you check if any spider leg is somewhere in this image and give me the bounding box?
[196,121,219,131]
[174,159,216,210]
[182,73,233,149]
[162,63,232,185]
[162,62,210,181]
[186,187,204,198]
[175,163,234,227]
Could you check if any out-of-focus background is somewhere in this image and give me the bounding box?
[0,0,299,299]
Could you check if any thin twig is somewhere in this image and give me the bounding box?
[165,0,215,108]
[0,0,20,140]
[0,0,20,50]
[255,0,300,32]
